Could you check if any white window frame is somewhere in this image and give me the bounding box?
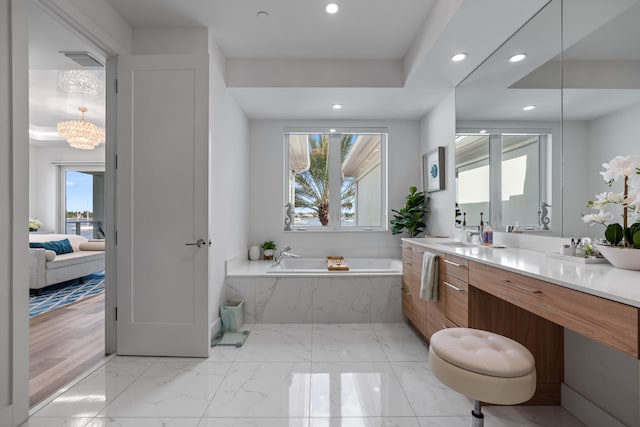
[55,161,105,234]
[284,127,388,232]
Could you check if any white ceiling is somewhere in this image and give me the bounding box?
[106,0,436,60]
[28,0,552,135]
[28,1,105,147]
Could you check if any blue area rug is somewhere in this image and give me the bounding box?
[29,272,105,318]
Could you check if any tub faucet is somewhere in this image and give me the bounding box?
[273,246,299,266]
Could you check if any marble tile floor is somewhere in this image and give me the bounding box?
[23,323,585,427]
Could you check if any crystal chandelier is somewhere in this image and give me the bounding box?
[57,70,103,97]
[57,107,105,150]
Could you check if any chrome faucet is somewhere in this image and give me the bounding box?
[465,226,480,243]
[273,246,299,265]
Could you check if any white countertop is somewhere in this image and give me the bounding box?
[403,237,640,308]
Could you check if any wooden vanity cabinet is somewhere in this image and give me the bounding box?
[402,241,448,339]
[425,252,450,337]
[401,244,426,334]
[470,261,639,358]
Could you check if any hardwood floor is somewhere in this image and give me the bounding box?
[29,292,106,408]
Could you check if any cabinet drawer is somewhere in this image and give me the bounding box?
[469,261,639,357]
[444,253,469,281]
[444,274,468,327]
[427,306,458,339]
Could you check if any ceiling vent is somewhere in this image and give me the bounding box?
[60,51,103,68]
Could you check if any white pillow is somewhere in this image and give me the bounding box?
[79,241,105,251]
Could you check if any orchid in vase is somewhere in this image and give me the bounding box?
[582,156,640,269]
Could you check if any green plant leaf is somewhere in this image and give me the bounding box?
[389,186,428,237]
[633,229,640,248]
[605,223,624,246]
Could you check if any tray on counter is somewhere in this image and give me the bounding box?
[545,252,609,264]
[327,256,349,271]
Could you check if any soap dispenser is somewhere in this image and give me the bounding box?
[483,222,493,246]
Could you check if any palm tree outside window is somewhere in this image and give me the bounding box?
[285,129,387,231]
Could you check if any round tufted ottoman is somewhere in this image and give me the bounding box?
[429,328,536,426]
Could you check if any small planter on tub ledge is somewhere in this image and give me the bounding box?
[595,245,640,270]
[261,241,276,261]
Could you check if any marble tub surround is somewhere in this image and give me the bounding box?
[26,323,584,427]
[405,237,640,308]
[226,275,402,324]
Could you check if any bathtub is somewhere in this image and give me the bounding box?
[269,257,402,275]
[226,256,403,323]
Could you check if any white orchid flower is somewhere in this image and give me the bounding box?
[581,210,614,225]
[601,155,640,183]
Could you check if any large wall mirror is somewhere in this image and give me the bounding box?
[455,0,640,238]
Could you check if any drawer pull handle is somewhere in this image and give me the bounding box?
[503,279,542,294]
[444,281,465,292]
[444,259,465,268]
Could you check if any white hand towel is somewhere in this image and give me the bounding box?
[419,251,438,301]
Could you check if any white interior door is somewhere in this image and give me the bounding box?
[116,54,209,357]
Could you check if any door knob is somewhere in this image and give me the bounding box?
[185,238,206,248]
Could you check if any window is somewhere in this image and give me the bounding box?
[57,163,105,238]
[455,130,550,230]
[285,129,387,231]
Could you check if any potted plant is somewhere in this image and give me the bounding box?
[390,186,429,237]
[261,240,276,260]
[29,218,43,232]
[582,155,640,269]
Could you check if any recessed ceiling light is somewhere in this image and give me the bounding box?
[332,104,342,110]
[326,3,339,14]
[479,130,487,134]
[509,53,527,63]
[451,53,467,62]
[329,128,337,133]
[522,105,536,111]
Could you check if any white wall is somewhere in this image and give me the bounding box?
[248,119,420,258]
[133,27,208,55]
[209,36,250,335]
[564,330,639,427]
[29,144,105,232]
[420,90,457,237]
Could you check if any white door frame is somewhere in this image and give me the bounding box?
[10,1,125,423]
[9,1,31,424]
[31,0,123,356]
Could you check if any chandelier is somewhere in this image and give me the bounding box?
[57,70,103,97]
[57,107,105,150]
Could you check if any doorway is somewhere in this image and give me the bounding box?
[27,1,109,408]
